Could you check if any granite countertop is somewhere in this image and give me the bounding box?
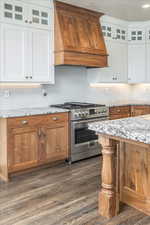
[107,103,150,107]
[0,107,69,118]
[89,114,150,144]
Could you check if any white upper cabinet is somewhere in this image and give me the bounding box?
[31,29,54,83]
[128,24,147,83]
[128,44,146,83]
[0,24,27,82]
[0,0,52,30]
[89,16,150,84]
[0,23,54,83]
[0,0,54,84]
[87,40,128,83]
[89,16,128,84]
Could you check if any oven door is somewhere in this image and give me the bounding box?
[71,118,108,158]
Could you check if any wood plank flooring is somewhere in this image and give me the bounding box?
[0,156,150,225]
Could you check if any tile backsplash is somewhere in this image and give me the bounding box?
[0,67,148,110]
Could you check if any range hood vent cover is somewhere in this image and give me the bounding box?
[54,1,108,68]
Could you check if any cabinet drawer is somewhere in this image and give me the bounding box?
[109,106,130,115]
[131,106,150,116]
[110,114,130,120]
[47,113,68,124]
[131,105,150,111]
[7,113,69,128]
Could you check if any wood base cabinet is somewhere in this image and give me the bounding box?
[109,105,150,120]
[120,142,150,215]
[0,113,69,181]
[8,126,39,173]
[38,124,68,163]
[131,105,150,117]
[109,106,131,120]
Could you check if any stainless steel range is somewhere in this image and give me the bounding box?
[51,102,109,163]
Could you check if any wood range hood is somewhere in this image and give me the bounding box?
[54,1,108,68]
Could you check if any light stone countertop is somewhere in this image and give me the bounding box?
[0,107,69,118]
[89,114,150,144]
[107,103,150,107]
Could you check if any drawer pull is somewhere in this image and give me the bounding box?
[21,120,28,125]
[52,117,58,121]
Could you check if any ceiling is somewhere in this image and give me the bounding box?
[59,0,150,21]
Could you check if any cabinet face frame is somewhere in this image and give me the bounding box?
[128,43,146,83]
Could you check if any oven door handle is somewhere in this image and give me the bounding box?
[72,117,109,125]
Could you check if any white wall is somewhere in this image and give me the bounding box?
[0,66,89,110]
[128,84,150,104]
[0,67,147,110]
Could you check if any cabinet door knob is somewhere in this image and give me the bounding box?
[21,120,28,125]
[52,117,58,121]
[25,76,29,79]
[30,76,32,79]
[25,20,28,23]
[29,21,32,24]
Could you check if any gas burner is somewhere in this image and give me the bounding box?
[51,102,109,121]
[52,102,105,110]
[51,103,81,110]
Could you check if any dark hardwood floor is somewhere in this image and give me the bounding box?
[0,157,150,225]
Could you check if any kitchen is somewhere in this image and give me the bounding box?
[1,0,150,224]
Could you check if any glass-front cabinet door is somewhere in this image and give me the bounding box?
[0,0,51,30]
[28,5,50,30]
[101,23,127,43]
[128,28,145,43]
[0,0,27,25]
[114,26,127,42]
[101,23,114,41]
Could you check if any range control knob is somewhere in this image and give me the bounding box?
[85,111,89,116]
[74,113,79,118]
[78,113,82,117]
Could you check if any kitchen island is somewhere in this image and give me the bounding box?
[89,115,150,219]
